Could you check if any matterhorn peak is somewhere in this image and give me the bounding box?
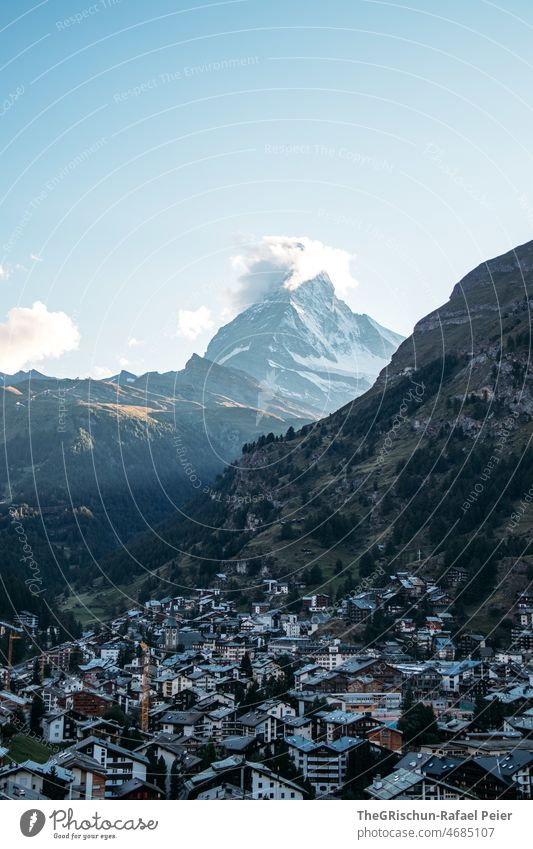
[205,272,404,418]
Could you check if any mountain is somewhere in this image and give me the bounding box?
[0,353,312,622]
[95,239,533,638]
[0,353,311,510]
[205,272,405,418]
[0,369,55,386]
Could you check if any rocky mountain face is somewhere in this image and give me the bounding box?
[206,272,404,418]
[97,239,533,636]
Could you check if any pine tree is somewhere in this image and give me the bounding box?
[155,755,167,794]
[240,652,253,678]
[42,766,66,800]
[169,757,183,799]
[30,693,44,735]
[398,702,439,745]
[200,741,217,769]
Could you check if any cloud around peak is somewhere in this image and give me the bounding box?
[177,305,214,340]
[230,235,358,308]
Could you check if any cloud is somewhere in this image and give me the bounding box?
[0,262,27,281]
[127,336,143,348]
[230,235,358,308]
[82,365,112,379]
[177,305,214,340]
[0,301,80,373]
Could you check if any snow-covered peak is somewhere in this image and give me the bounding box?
[205,273,404,418]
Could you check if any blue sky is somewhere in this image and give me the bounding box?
[2,0,533,377]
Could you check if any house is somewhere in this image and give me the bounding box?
[442,756,516,799]
[366,766,465,800]
[439,660,481,693]
[54,751,106,799]
[434,636,456,661]
[70,736,149,798]
[315,710,379,742]
[281,715,314,740]
[302,594,330,612]
[238,710,276,743]
[285,734,365,795]
[135,733,202,795]
[367,721,404,753]
[183,755,306,800]
[160,710,204,736]
[0,760,72,799]
[346,597,376,625]
[100,642,123,663]
[111,777,165,800]
[202,707,237,740]
[42,709,75,744]
[71,689,114,718]
[294,664,322,691]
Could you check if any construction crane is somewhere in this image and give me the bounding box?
[0,621,24,692]
[139,641,151,733]
[6,633,22,691]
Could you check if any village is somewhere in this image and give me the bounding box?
[1,566,533,802]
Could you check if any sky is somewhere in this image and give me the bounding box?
[2,0,533,377]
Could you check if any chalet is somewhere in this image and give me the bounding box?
[184,755,306,800]
[366,766,465,800]
[367,721,404,753]
[54,751,106,799]
[71,689,114,718]
[111,777,165,800]
[315,710,379,742]
[160,710,204,736]
[346,597,375,625]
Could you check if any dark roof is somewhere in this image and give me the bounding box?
[111,777,163,798]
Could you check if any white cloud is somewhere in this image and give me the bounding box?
[86,365,112,379]
[127,336,143,348]
[0,262,27,281]
[0,301,80,373]
[230,235,358,308]
[177,305,214,340]
[30,254,44,263]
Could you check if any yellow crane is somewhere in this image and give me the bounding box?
[139,641,151,733]
[0,620,26,691]
[6,631,22,692]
